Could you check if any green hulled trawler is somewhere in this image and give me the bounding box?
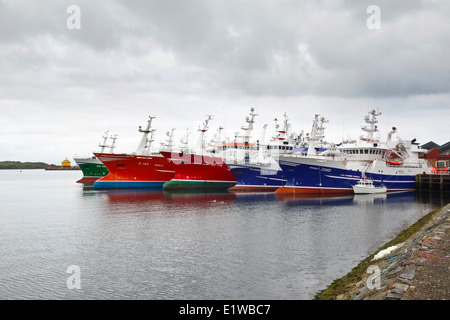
[73,131,117,184]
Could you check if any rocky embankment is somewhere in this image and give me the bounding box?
[315,203,450,300]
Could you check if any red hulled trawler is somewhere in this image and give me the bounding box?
[93,116,175,189]
[160,115,237,190]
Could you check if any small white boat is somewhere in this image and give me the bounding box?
[352,179,387,194]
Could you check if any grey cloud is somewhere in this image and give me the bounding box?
[108,0,450,98]
[1,0,449,100]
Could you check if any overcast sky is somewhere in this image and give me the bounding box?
[0,0,449,164]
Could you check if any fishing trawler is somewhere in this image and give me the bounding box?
[226,111,297,192]
[275,109,432,195]
[160,115,237,190]
[93,116,175,189]
[73,131,117,184]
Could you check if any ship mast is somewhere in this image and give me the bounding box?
[317,115,328,146]
[240,107,257,144]
[195,115,213,154]
[179,128,190,153]
[136,116,156,155]
[208,126,225,154]
[260,123,268,146]
[108,134,118,153]
[306,114,328,156]
[161,128,175,152]
[145,129,156,155]
[99,131,110,153]
[240,107,258,163]
[307,114,320,156]
[98,131,118,153]
[361,109,381,142]
[272,112,291,142]
[257,123,268,161]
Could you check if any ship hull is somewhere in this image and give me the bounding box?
[275,156,417,195]
[73,156,109,184]
[93,153,175,189]
[160,151,237,190]
[227,163,286,192]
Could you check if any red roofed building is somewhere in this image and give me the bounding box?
[421,141,450,174]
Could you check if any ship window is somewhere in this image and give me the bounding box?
[117,164,125,167]
[364,149,369,154]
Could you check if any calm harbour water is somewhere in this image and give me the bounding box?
[0,169,448,300]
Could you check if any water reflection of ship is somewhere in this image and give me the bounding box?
[102,189,237,205]
[232,192,277,203]
[163,190,237,204]
[274,193,354,206]
[352,191,420,205]
[103,189,171,204]
[352,193,387,205]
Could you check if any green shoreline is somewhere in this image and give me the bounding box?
[314,202,450,300]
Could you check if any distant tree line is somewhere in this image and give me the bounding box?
[0,161,56,169]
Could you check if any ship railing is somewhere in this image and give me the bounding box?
[430,167,449,175]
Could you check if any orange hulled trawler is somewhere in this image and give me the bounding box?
[93,116,175,189]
